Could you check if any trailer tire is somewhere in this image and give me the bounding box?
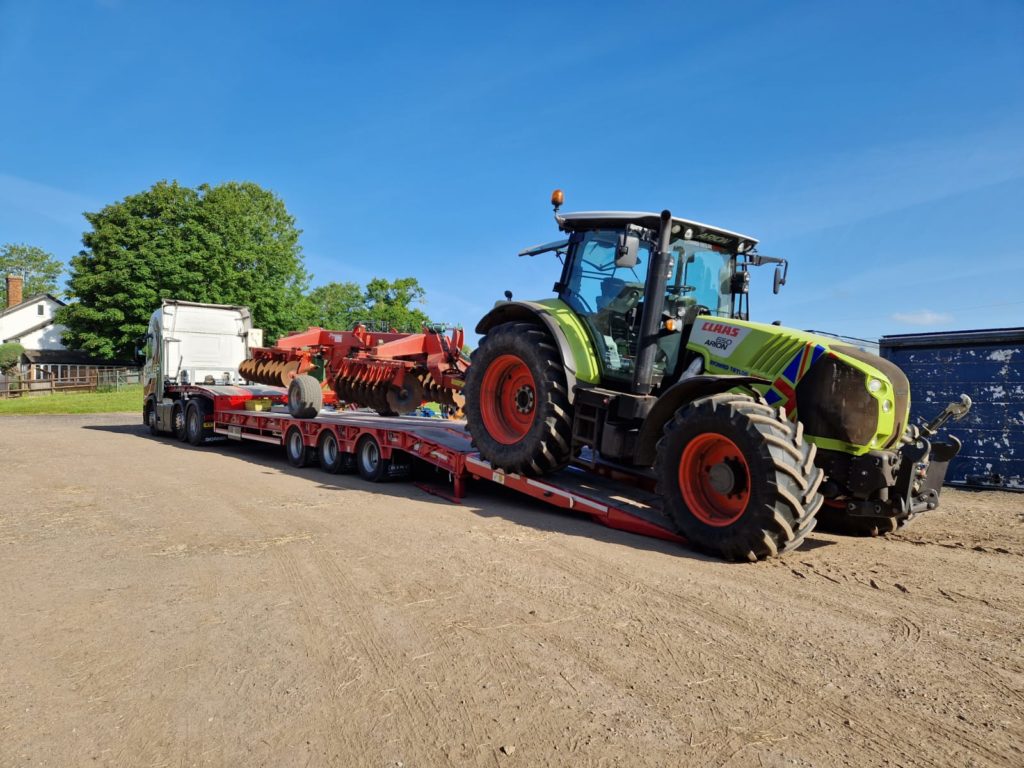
[288,374,322,419]
[172,402,188,442]
[356,434,389,482]
[285,426,311,468]
[656,393,824,562]
[464,321,573,477]
[318,430,354,474]
[185,401,209,446]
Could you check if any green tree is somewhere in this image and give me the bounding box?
[58,180,309,359]
[363,277,431,332]
[0,244,63,305]
[299,277,432,333]
[299,281,366,330]
[0,342,24,373]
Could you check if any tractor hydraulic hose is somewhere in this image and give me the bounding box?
[633,209,673,395]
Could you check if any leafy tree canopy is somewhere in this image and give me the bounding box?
[300,277,432,333]
[58,180,309,359]
[0,244,63,305]
[0,342,24,373]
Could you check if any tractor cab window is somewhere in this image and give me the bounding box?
[668,240,733,317]
[562,230,652,381]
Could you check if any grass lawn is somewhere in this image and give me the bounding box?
[0,385,143,416]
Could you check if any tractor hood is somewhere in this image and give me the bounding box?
[686,317,910,455]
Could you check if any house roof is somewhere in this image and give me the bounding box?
[0,293,65,320]
[2,317,56,343]
[21,348,135,367]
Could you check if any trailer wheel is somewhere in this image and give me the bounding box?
[288,374,323,419]
[185,401,209,446]
[172,402,188,442]
[318,430,354,474]
[282,426,310,468]
[356,434,389,482]
[656,393,824,562]
[464,321,573,476]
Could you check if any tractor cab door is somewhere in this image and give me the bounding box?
[560,229,656,387]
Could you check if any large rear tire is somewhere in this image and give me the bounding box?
[464,321,573,476]
[656,393,824,561]
[288,374,323,419]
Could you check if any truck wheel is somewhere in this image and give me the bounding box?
[288,374,322,419]
[318,431,354,474]
[172,403,188,442]
[464,321,573,476]
[356,434,389,482]
[656,393,824,562]
[285,426,311,468]
[145,399,159,435]
[185,401,209,446]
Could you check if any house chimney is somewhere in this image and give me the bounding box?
[6,275,23,309]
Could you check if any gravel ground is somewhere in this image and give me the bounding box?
[1,413,1022,767]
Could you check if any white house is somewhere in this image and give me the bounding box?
[0,277,68,351]
[1,276,133,387]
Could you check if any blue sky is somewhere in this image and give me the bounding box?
[1,0,1022,341]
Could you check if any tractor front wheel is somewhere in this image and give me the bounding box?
[656,393,824,561]
[464,322,573,476]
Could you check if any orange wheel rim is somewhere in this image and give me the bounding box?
[678,433,751,527]
[479,354,536,444]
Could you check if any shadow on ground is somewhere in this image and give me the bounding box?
[83,420,836,562]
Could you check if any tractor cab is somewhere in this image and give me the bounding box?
[527,211,762,392]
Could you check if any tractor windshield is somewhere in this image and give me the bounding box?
[561,229,735,386]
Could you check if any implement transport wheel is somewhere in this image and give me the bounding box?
[464,321,573,476]
[816,499,905,536]
[356,434,389,482]
[172,402,188,442]
[284,426,311,468]
[656,393,824,561]
[185,401,210,446]
[318,430,354,474]
[288,374,323,419]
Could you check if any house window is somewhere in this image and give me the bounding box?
[37,304,44,315]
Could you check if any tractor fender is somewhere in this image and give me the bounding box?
[635,374,770,465]
[476,301,592,402]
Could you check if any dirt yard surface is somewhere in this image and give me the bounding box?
[1,413,1022,767]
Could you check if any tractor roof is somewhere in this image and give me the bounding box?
[556,211,758,251]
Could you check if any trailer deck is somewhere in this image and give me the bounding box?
[169,383,684,547]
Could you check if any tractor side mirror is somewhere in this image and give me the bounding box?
[616,233,639,268]
[773,261,789,294]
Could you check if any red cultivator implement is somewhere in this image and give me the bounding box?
[238,324,468,417]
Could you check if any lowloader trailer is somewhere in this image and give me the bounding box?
[142,300,682,546]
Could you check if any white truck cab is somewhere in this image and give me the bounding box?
[143,300,263,432]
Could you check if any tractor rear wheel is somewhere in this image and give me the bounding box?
[288,374,323,419]
[464,321,573,476]
[656,393,824,561]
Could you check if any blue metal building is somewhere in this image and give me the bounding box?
[879,327,1023,491]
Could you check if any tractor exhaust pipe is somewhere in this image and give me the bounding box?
[633,209,673,396]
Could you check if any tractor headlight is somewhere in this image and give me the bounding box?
[868,378,883,394]
[882,399,892,413]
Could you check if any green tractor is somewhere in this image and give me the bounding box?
[464,191,969,561]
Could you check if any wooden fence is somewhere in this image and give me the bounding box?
[0,365,141,398]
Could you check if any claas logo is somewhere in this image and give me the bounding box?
[701,321,741,337]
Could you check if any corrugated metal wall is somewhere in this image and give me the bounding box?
[880,328,1023,491]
